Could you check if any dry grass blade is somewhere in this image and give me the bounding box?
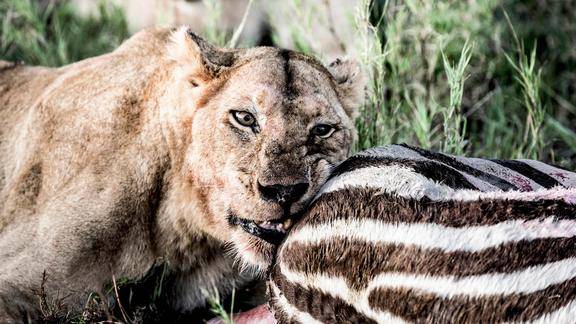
[227,0,254,48]
[112,273,131,324]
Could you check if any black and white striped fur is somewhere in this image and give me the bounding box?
[268,144,576,323]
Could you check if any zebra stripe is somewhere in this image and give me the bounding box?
[270,145,576,323]
[321,165,478,200]
[272,267,405,324]
[284,217,576,253]
[305,188,576,227]
[328,156,478,190]
[531,300,576,324]
[268,280,324,324]
[399,144,518,190]
[365,258,576,296]
[368,277,576,323]
[280,237,576,286]
[491,159,562,188]
[270,268,388,324]
[328,144,574,194]
[519,159,576,187]
[453,156,544,191]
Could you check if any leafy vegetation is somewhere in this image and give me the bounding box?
[1,0,127,66]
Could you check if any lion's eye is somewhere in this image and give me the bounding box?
[232,111,256,127]
[311,124,335,138]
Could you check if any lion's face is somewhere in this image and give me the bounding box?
[163,28,363,269]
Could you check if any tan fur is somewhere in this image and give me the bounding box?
[0,26,363,321]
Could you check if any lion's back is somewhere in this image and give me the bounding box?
[0,62,58,198]
[0,27,173,224]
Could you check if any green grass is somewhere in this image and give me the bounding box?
[1,0,127,66]
[348,0,575,168]
[204,288,236,324]
[2,0,573,167]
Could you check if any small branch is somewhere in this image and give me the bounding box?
[112,273,131,324]
[322,0,347,53]
[228,0,255,48]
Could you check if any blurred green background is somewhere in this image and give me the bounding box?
[1,0,575,169]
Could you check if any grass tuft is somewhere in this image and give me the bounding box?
[204,288,236,324]
[1,0,127,67]
[441,41,472,155]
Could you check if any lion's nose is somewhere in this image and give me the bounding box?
[257,181,309,206]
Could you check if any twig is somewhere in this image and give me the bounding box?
[96,291,114,322]
[112,273,131,324]
[228,0,255,48]
[322,0,347,53]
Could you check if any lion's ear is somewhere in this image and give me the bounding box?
[168,26,237,81]
[326,58,365,119]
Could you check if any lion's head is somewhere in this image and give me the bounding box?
[160,27,363,270]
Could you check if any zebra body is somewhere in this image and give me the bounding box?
[268,144,576,323]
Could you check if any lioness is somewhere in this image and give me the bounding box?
[0,26,362,321]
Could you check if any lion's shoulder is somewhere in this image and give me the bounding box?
[0,60,19,72]
[114,26,175,57]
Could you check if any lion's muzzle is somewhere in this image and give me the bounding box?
[228,212,296,245]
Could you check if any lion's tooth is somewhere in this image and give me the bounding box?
[258,221,279,231]
[283,218,293,230]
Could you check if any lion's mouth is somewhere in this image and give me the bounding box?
[228,213,295,245]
